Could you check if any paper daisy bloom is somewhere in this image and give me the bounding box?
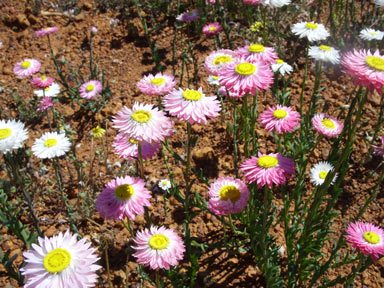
[32,132,71,159]
[90,26,98,35]
[0,119,28,154]
[312,113,343,138]
[37,97,54,112]
[163,87,221,124]
[113,102,174,143]
[31,75,54,89]
[13,59,41,78]
[79,80,102,99]
[218,86,245,98]
[208,75,220,86]
[208,177,250,216]
[35,26,59,37]
[236,43,278,64]
[96,175,151,220]
[176,10,199,22]
[34,82,61,98]
[91,126,106,138]
[291,21,330,42]
[259,105,301,134]
[20,230,101,288]
[310,161,337,186]
[271,59,293,76]
[202,22,222,36]
[204,49,237,76]
[372,136,384,156]
[243,0,263,5]
[137,73,176,96]
[240,153,296,187]
[262,0,291,7]
[112,133,160,161]
[359,28,384,41]
[308,45,340,64]
[218,57,274,95]
[345,222,384,260]
[158,179,171,191]
[341,49,384,93]
[132,226,185,270]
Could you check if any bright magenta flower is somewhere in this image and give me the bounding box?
[112,133,160,160]
[13,59,41,78]
[204,49,237,76]
[259,105,301,134]
[236,44,278,65]
[79,80,102,99]
[37,97,54,112]
[137,72,176,96]
[312,113,343,138]
[35,26,58,37]
[202,22,222,36]
[243,0,263,4]
[31,75,54,89]
[372,136,384,156]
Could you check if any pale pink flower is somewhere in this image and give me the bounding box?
[35,26,59,37]
[20,230,101,288]
[96,176,151,220]
[372,136,384,156]
[90,26,98,35]
[243,0,263,4]
[37,97,54,112]
[79,80,102,99]
[259,105,301,134]
[31,75,54,89]
[312,113,343,138]
[202,22,222,36]
[208,177,249,216]
[137,73,176,96]
[218,57,274,95]
[112,133,160,160]
[218,86,245,98]
[345,222,384,260]
[13,59,41,78]
[163,87,221,124]
[236,44,278,65]
[132,226,185,270]
[204,49,237,76]
[176,10,199,22]
[240,153,296,187]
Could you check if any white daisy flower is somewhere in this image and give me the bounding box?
[0,119,28,153]
[271,59,293,76]
[359,28,384,41]
[291,21,330,42]
[208,75,220,86]
[263,0,291,8]
[32,131,71,159]
[374,0,384,7]
[308,45,340,64]
[158,179,171,191]
[34,82,61,97]
[310,161,337,186]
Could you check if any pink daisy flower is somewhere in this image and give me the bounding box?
[312,113,343,138]
[236,44,278,65]
[31,75,54,89]
[208,177,250,216]
[240,153,296,187]
[218,57,274,95]
[95,175,151,220]
[20,230,101,288]
[259,105,301,134]
[345,222,384,260]
[204,49,237,76]
[35,26,59,37]
[372,136,384,156]
[132,226,185,270]
[13,59,41,78]
[176,10,199,22]
[341,49,384,93]
[163,87,221,124]
[243,0,263,4]
[218,86,245,98]
[79,80,102,99]
[202,22,222,36]
[112,133,161,160]
[37,97,54,112]
[137,73,176,96]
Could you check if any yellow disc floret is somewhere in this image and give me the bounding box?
[235,63,256,76]
[258,156,278,168]
[305,23,318,30]
[365,56,384,71]
[183,90,203,101]
[114,184,134,200]
[273,109,288,119]
[363,231,380,244]
[21,61,31,69]
[319,171,328,179]
[319,45,331,51]
[209,27,217,31]
[131,110,152,123]
[276,59,284,64]
[151,78,165,86]
[213,56,233,65]
[44,139,57,147]
[43,248,71,273]
[149,234,170,250]
[219,185,241,203]
[86,84,95,92]
[248,44,265,53]
[0,128,11,140]
[321,119,335,129]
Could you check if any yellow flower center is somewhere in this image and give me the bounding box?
[162,180,168,186]
[209,27,217,31]
[319,45,331,51]
[44,139,57,147]
[183,90,203,101]
[305,23,318,30]
[365,56,384,71]
[319,171,328,179]
[149,234,170,250]
[0,128,11,140]
[131,110,152,123]
[363,231,380,244]
[187,12,193,16]
[248,44,265,53]
[45,27,51,30]
[114,184,134,200]
[21,61,31,69]
[150,78,165,86]
[321,119,335,129]
[276,59,284,64]
[219,185,241,203]
[86,84,95,92]
[273,109,287,119]
[212,76,219,80]
[235,63,256,76]
[41,76,47,81]
[213,55,233,65]
[370,32,378,35]
[43,248,71,273]
[129,139,138,144]
[257,156,279,168]
[45,87,50,91]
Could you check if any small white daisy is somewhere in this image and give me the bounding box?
[158,179,171,191]
[32,131,71,159]
[262,0,291,8]
[271,59,293,76]
[359,28,384,41]
[0,119,28,153]
[291,21,330,42]
[310,161,337,186]
[34,82,61,97]
[308,45,340,64]
[208,75,220,86]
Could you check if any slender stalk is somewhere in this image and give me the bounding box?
[122,217,134,236]
[299,41,310,120]
[104,243,113,288]
[155,271,161,288]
